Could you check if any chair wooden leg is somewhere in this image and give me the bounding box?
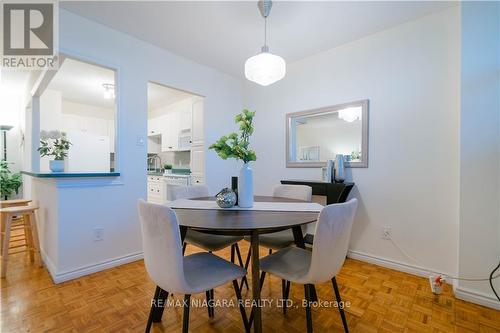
[183,294,191,333]
[231,244,235,263]
[241,246,252,291]
[205,290,214,317]
[232,279,250,333]
[282,279,291,314]
[244,246,251,269]
[304,284,314,333]
[151,286,169,323]
[284,280,291,314]
[1,214,12,278]
[331,277,349,333]
[28,212,42,267]
[268,248,272,255]
[259,271,266,291]
[234,243,249,291]
[248,271,267,328]
[145,286,168,333]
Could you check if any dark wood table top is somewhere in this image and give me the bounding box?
[173,196,320,235]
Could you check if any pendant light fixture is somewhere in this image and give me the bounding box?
[102,83,115,99]
[245,0,286,86]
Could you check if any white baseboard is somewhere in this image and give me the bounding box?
[347,250,500,310]
[44,252,143,284]
[347,249,447,278]
[40,249,58,280]
[454,286,500,310]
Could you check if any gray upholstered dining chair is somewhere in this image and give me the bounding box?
[259,198,358,333]
[243,184,312,293]
[169,184,248,291]
[138,200,248,333]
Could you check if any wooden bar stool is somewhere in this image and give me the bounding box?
[0,199,32,209]
[0,203,42,278]
[0,200,32,260]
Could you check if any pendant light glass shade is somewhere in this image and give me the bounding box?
[245,51,286,86]
[245,0,285,86]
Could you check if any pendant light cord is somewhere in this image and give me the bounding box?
[264,17,267,48]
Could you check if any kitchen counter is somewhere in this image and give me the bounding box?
[147,171,191,177]
[22,171,120,178]
[147,171,164,176]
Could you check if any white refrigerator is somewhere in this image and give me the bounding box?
[66,131,111,172]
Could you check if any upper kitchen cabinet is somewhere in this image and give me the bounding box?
[148,117,162,137]
[179,103,193,132]
[161,111,179,152]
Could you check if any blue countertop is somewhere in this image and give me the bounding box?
[22,171,120,178]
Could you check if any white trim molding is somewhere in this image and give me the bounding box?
[347,249,449,278]
[348,250,500,310]
[454,286,500,310]
[45,252,143,284]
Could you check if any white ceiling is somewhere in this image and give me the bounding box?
[48,57,116,108]
[61,1,455,78]
[47,58,192,109]
[147,82,195,111]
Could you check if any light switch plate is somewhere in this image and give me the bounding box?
[136,135,145,146]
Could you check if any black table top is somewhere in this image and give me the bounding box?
[173,196,319,235]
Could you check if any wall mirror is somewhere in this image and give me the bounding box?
[286,99,369,168]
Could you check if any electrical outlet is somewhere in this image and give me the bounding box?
[381,226,391,240]
[93,228,104,241]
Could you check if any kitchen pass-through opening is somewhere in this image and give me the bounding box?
[146,82,205,203]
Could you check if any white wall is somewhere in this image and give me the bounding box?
[457,2,500,309]
[149,96,194,119]
[296,119,362,161]
[0,89,24,198]
[244,7,461,277]
[0,90,23,172]
[36,9,242,279]
[39,89,62,172]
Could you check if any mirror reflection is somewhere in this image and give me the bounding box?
[287,100,368,168]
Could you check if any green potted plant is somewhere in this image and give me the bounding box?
[37,130,72,172]
[209,109,256,207]
[0,161,22,200]
[163,163,173,174]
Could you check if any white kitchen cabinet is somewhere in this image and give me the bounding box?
[191,175,205,185]
[190,144,205,182]
[191,98,204,145]
[179,106,192,131]
[147,176,166,204]
[148,117,162,137]
[161,112,179,152]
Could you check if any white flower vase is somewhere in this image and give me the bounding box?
[238,162,254,208]
[49,160,64,172]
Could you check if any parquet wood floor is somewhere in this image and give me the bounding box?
[1,241,499,332]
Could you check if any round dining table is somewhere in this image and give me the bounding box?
[159,195,320,333]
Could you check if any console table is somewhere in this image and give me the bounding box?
[280,180,354,205]
[280,180,355,244]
